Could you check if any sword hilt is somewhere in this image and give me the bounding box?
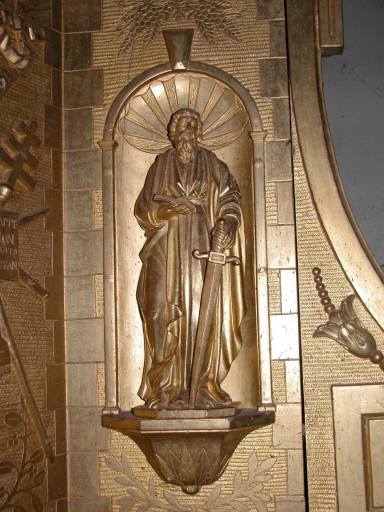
[193,220,241,266]
[192,249,240,266]
[211,219,226,252]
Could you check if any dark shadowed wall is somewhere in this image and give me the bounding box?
[322,0,384,266]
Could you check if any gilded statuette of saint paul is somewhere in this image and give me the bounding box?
[134,108,245,411]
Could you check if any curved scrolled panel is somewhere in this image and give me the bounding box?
[287,0,384,330]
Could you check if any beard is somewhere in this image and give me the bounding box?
[175,130,198,163]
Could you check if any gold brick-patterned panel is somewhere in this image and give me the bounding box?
[90,1,304,509]
[293,121,384,511]
[94,274,104,318]
[93,190,103,229]
[272,360,287,403]
[0,34,58,512]
[266,182,278,225]
[92,0,278,144]
[97,363,106,408]
[268,269,281,315]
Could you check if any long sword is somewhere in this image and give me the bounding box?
[189,220,240,408]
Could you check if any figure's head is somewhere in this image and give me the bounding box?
[168,108,203,163]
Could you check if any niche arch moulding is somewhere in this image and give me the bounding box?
[99,29,275,494]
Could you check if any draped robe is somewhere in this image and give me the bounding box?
[135,147,245,407]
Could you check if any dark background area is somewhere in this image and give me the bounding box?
[322,0,384,267]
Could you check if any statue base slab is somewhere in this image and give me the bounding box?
[102,407,275,494]
[132,405,238,419]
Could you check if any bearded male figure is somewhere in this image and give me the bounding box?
[135,108,245,410]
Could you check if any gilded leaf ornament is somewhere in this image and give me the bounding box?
[118,74,249,153]
[117,0,243,53]
[312,267,384,369]
[0,398,46,512]
[105,452,275,511]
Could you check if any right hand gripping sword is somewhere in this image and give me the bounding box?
[189,219,241,408]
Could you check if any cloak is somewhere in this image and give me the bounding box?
[134,147,245,406]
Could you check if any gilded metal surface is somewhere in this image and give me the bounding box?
[163,29,193,70]
[117,0,242,53]
[0,67,15,97]
[101,51,271,413]
[76,0,304,508]
[134,108,244,410]
[118,73,249,153]
[0,403,46,511]
[0,209,18,280]
[97,21,289,496]
[287,0,384,331]
[106,450,276,510]
[362,414,384,510]
[318,0,343,56]
[292,74,384,512]
[0,6,57,508]
[333,385,384,511]
[0,302,53,462]
[0,7,44,69]
[0,147,48,294]
[0,117,50,459]
[0,119,39,194]
[0,69,7,92]
[103,409,274,494]
[313,268,384,369]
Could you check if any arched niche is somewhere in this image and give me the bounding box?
[99,61,273,414]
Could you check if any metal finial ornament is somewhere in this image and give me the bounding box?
[312,267,384,370]
[163,29,194,70]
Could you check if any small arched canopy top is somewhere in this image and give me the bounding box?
[103,61,263,141]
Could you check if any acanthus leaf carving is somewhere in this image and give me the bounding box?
[105,452,276,511]
[117,0,243,54]
[0,399,46,512]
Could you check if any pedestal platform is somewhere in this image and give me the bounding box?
[102,407,275,494]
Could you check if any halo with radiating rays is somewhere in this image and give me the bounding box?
[118,73,249,153]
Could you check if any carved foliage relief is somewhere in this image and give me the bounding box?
[105,452,276,512]
[96,0,304,509]
[117,0,243,53]
[0,398,45,512]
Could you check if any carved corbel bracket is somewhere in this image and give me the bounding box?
[103,409,274,494]
[312,267,384,370]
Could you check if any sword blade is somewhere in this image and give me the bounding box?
[189,260,222,407]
